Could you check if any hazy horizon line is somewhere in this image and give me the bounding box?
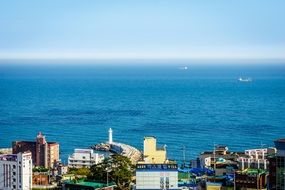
[1,58,285,66]
[0,47,285,62]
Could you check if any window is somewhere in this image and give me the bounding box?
[160,177,164,189]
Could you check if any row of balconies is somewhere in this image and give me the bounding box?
[68,161,95,164]
[68,159,97,163]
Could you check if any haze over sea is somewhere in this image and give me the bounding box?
[1,61,285,163]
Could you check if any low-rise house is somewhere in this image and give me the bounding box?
[0,148,12,154]
[237,147,276,170]
[68,149,104,168]
[63,179,116,190]
[52,161,68,176]
[235,168,267,190]
[33,172,50,186]
[199,145,241,176]
[199,145,244,169]
[206,182,222,190]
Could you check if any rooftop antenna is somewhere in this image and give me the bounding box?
[260,141,266,148]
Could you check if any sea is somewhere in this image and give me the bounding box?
[0,60,285,164]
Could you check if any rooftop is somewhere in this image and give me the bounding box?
[206,182,222,186]
[74,149,94,154]
[275,138,285,143]
[0,154,18,161]
[236,168,267,175]
[13,140,58,145]
[64,180,115,188]
[144,136,156,139]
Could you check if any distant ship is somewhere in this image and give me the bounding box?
[179,66,188,70]
[238,77,252,82]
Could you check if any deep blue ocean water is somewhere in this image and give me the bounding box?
[0,61,285,163]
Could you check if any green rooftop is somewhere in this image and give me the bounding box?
[237,168,267,175]
[178,172,195,180]
[64,179,116,188]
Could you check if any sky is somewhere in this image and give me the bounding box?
[0,0,285,60]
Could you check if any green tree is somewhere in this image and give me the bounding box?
[33,166,49,172]
[88,154,134,190]
[68,167,91,176]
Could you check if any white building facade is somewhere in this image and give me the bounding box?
[237,147,276,170]
[136,164,178,190]
[68,149,104,168]
[0,152,33,190]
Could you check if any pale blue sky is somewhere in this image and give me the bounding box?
[0,0,284,59]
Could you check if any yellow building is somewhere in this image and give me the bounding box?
[206,182,222,190]
[143,136,167,164]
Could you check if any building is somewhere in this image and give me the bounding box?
[68,149,104,168]
[206,182,222,190]
[32,173,50,186]
[136,164,178,190]
[142,136,167,164]
[0,152,33,190]
[190,158,201,168]
[136,137,178,190]
[199,145,243,169]
[199,145,240,176]
[237,147,276,170]
[235,168,267,190]
[52,162,68,176]
[63,179,116,190]
[12,132,59,168]
[0,148,12,154]
[268,139,285,190]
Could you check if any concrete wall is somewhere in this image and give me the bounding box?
[143,137,166,164]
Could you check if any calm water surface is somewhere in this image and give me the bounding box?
[0,62,285,163]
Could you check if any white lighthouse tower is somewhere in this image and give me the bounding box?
[108,128,113,144]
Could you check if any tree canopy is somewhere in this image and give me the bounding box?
[33,166,49,173]
[88,154,134,190]
[68,167,91,176]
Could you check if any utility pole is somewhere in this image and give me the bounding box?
[182,145,186,168]
[106,166,110,187]
[233,172,236,190]
[213,143,216,183]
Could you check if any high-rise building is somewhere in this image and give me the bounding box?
[269,139,285,190]
[0,152,33,190]
[68,149,104,168]
[12,132,59,168]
